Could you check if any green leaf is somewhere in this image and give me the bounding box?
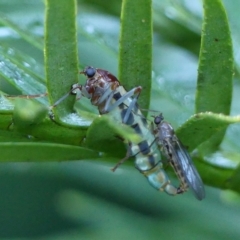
[12,99,48,128]
[196,0,233,114]
[2,2,240,236]
[0,1,91,161]
[45,0,79,118]
[0,46,47,105]
[195,0,233,152]
[176,112,240,152]
[0,14,43,50]
[227,164,240,193]
[0,142,99,162]
[1,0,240,199]
[0,112,12,130]
[194,156,233,189]
[85,116,126,157]
[0,129,39,142]
[119,0,152,111]
[10,119,88,146]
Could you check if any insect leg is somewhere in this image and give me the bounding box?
[98,85,116,106]
[121,87,142,124]
[105,86,142,116]
[100,88,117,113]
[50,83,88,109]
[50,90,73,109]
[111,142,133,172]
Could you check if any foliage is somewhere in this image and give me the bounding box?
[1,0,240,238]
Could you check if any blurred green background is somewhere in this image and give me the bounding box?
[1,0,240,239]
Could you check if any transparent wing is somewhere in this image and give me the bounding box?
[170,140,205,200]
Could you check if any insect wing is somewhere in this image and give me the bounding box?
[171,139,205,200]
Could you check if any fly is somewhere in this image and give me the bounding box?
[69,66,187,197]
[153,113,205,200]
[5,66,203,199]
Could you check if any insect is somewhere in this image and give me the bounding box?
[152,113,205,200]
[6,66,203,199]
[70,66,187,196]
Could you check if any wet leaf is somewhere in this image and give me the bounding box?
[177,112,240,152]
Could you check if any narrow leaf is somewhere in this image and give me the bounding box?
[227,165,240,193]
[196,0,233,114]
[0,50,47,106]
[86,116,126,157]
[12,99,48,128]
[0,14,43,50]
[119,0,152,111]
[194,156,233,189]
[195,0,233,150]
[0,142,99,162]
[0,112,12,129]
[45,0,79,118]
[176,112,240,151]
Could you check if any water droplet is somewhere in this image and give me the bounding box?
[60,113,92,127]
[0,95,14,110]
[7,48,14,55]
[156,75,165,86]
[23,62,30,68]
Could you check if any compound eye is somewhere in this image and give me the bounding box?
[154,116,161,125]
[85,67,96,78]
[154,114,163,125]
